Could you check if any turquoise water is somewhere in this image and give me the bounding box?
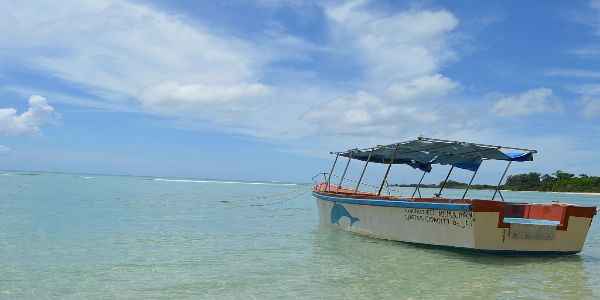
[2,172,600,299]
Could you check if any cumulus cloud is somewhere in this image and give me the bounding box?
[303,74,460,136]
[0,145,10,153]
[571,83,600,117]
[325,0,458,83]
[303,91,391,135]
[0,0,270,117]
[490,88,561,117]
[303,0,462,137]
[140,80,272,115]
[383,74,459,102]
[0,95,61,135]
[1,0,465,141]
[580,96,600,118]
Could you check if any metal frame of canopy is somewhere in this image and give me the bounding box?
[325,137,537,200]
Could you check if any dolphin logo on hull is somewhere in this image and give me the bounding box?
[331,203,360,228]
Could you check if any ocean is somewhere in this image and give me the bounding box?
[1,171,600,299]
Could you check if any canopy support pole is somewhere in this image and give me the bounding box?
[378,144,400,196]
[411,171,427,198]
[461,167,480,200]
[336,152,353,192]
[436,166,454,197]
[354,149,373,194]
[326,154,339,192]
[492,161,511,201]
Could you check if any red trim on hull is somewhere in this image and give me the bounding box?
[472,199,596,230]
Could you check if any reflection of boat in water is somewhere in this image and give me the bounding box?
[309,226,595,298]
[312,137,597,254]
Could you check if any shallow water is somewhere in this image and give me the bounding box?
[1,172,600,299]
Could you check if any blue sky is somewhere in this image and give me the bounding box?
[1,0,600,185]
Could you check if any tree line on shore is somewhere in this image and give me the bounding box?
[503,170,600,193]
[392,170,600,193]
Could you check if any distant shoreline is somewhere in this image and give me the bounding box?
[511,190,600,196]
[395,186,600,196]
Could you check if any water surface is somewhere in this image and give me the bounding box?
[1,172,599,299]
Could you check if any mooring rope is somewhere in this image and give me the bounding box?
[250,187,312,206]
[214,185,312,204]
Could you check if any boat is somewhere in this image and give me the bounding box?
[312,137,597,254]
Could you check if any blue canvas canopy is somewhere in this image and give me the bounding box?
[337,137,535,172]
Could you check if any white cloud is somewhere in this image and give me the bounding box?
[545,68,600,78]
[139,80,272,115]
[580,96,600,118]
[301,3,465,138]
[565,1,600,34]
[303,74,460,136]
[572,83,600,96]
[303,91,389,134]
[0,145,10,153]
[565,1,600,58]
[591,0,600,34]
[0,95,61,135]
[558,0,600,121]
[325,0,458,83]
[1,0,467,142]
[0,0,270,117]
[568,45,600,58]
[383,74,459,102]
[572,83,600,117]
[490,88,561,117]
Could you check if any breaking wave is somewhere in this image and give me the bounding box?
[152,178,298,186]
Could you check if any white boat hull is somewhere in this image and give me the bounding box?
[315,192,594,254]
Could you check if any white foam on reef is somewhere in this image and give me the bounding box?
[152,178,297,186]
[78,176,95,179]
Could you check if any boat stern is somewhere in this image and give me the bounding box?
[471,200,597,254]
